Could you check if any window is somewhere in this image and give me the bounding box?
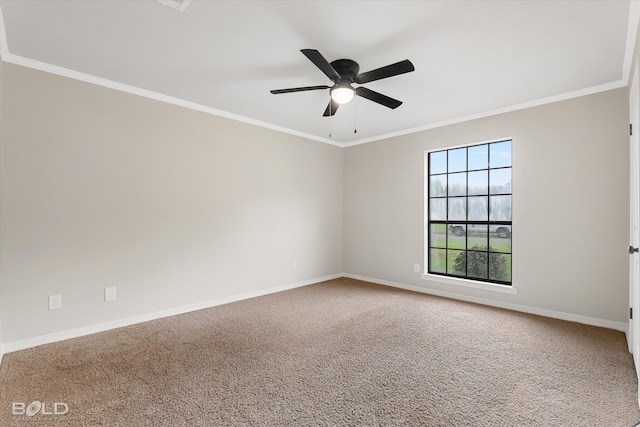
[426,140,512,285]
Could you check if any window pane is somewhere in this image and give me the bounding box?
[448,225,466,250]
[430,151,447,175]
[448,148,466,173]
[490,226,511,252]
[490,168,511,194]
[490,141,512,168]
[468,197,488,221]
[489,253,511,282]
[466,250,489,280]
[468,144,488,170]
[447,249,466,276]
[430,248,447,274]
[430,198,446,220]
[489,195,511,221]
[468,170,488,195]
[430,224,447,248]
[448,172,466,196]
[448,198,466,221]
[467,224,488,249]
[430,175,447,197]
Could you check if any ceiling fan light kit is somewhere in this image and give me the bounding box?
[330,85,355,104]
[271,49,414,117]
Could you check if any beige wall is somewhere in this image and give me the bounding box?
[344,88,629,323]
[0,58,631,345]
[0,63,344,343]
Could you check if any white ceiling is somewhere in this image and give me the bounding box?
[0,0,635,145]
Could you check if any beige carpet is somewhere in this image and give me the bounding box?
[1,277,639,426]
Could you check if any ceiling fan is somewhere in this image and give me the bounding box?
[270,49,415,117]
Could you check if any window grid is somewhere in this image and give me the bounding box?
[427,140,512,285]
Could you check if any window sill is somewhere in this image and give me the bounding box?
[420,274,518,294]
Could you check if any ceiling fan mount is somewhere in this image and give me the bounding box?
[330,59,360,82]
[270,49,414,117]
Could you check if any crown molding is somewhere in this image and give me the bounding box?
[342,80,627,147]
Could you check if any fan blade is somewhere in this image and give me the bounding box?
[322,99,340,117]
[354,59,414,84]
[356,87,402,109]
[301,49,341,82]
[271,85,330,94]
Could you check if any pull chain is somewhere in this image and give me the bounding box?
[354,96,358,134]
[329,96,333,138]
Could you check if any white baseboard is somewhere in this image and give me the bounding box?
[1,271,628,359]
[2,273,342,355]
[344,273,628,334]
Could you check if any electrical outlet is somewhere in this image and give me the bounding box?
[49,295,62,310]
[104,286,117,302]
[292,260,297,270]
[414,264,421,273]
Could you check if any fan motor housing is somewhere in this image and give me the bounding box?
[330,59,359,82]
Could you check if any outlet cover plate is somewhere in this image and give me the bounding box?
[104,287,117,302]
[48,295,62,310]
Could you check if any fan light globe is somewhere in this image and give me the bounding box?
[331,86,355,104]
